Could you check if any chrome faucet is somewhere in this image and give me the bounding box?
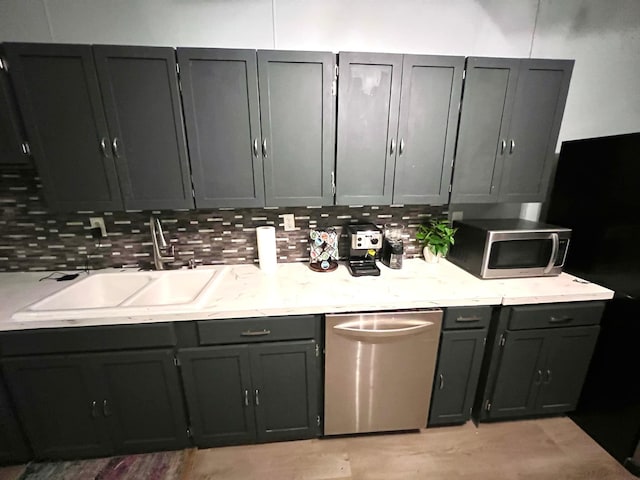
[150,215,175,270]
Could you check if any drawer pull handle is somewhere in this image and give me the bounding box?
[241,329,271,336]
[545,369,552,384]
[439,374,444,390]
[534,369,543,385]
[456,315,482,322]
[244,389,249,407]
[91,400,98,418]
[255,389,260,406]
[549,316,572,323]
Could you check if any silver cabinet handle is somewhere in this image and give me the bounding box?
[244,389,249,407]
[545,369,552,384]
[262,139,267,158]
[254,389,260,406]
[534,370,543,385]
[549,316,572,323]
[253,139,259,157]
[103,399,112,417]
[390,138,396,155]
[100,138,109,157]
[500,139,506,154]
[509,139,515,154]
[439,374,444,390]
[112,137,121,158]
[240,329,271,337]
[456,315,482,323]
[91,400,98,418]
[399,138,405,156]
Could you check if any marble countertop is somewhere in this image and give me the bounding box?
[0,259,614,331]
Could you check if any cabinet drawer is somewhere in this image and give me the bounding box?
[0,322,176,356]
[443,306,492,330]
[197,315,318,345]
[507,302,605,330]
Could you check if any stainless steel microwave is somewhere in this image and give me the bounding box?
[447,219,571,279]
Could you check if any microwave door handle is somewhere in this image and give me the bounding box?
[543,233,560,274]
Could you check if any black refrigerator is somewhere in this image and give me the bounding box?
[546,132,640,475]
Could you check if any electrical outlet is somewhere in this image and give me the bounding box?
[282,214,296,231]
[89,217,107,237]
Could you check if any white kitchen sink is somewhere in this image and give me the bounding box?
[13,268,223,321]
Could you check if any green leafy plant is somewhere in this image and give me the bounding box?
[415,218,458,257]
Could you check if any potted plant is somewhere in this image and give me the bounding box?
[416,218,457,263]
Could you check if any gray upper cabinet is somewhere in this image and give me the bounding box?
[178,48,265,208]
[258,50,335,207]
[4,43,123,211]
[393,55,464,205]
[178,48,335,208]
[93,46,193,210]
[451,57,573,204]
[336,53,463,206]
[498,59,573,203]
[336,52,402,205]
[0,47,30,166]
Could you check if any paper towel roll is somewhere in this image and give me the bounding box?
[256,226,277,272]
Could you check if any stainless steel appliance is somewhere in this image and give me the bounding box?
[345,223,383,277]
[324,310,442,435]
[447,218,571,279]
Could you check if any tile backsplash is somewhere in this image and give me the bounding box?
[0,169,447,272]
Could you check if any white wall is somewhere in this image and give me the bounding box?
[2,0,638,143]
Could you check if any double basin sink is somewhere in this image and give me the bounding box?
[13,268,224,321]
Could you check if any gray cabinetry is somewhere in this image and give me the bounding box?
[178,315,321,448]
[336,53,463,205]
[0,324,188,460]
[93,46,193,210]
[0,47,29,166]
[429,306,491,426]
[0,376,30,464]
[451,57,573,204]
[4,43,122,211]
[4,42,192,211]
[477,301,603,421]
[178,48,335,208]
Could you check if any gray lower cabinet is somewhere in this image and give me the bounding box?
[178,48,335,208]
[178,340,319,447]
[336,52,463,205]
[429,307,491,426]
[0,376,30,464]
[0,48,29,166]
[476,302,603,421]
[2,349,189,460]
[4,42,192,211]
[451,57,573,203]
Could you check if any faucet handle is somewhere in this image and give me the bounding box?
[188,258,197,269]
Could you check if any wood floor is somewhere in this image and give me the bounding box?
[1,417,635,479]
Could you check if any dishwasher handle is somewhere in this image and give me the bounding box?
[333,320,435,338]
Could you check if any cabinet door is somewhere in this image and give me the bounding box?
[178,48,265,208]
[178,345,255,447]
[487,329,547,419]
[429,329,486,426]
[0,48,29,166]
[498,59,574,203]
[258,50,335,207]
[535,325,599,415]
[2,354,111,459]
[250,340,319,442]
[450,57,519,204]
[4,43,122,211]
[93,46,193,210]
[0,375,30,463]
[336,52,402,205]
[394,55,464,205]
[95,349,189,454]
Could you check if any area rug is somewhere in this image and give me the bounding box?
[18,449,193,480]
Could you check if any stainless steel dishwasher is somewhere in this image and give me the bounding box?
[324,310,442,435]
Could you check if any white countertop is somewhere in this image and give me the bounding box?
[0,260,614,331]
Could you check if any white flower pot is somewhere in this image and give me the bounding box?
[423,245,442,264]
